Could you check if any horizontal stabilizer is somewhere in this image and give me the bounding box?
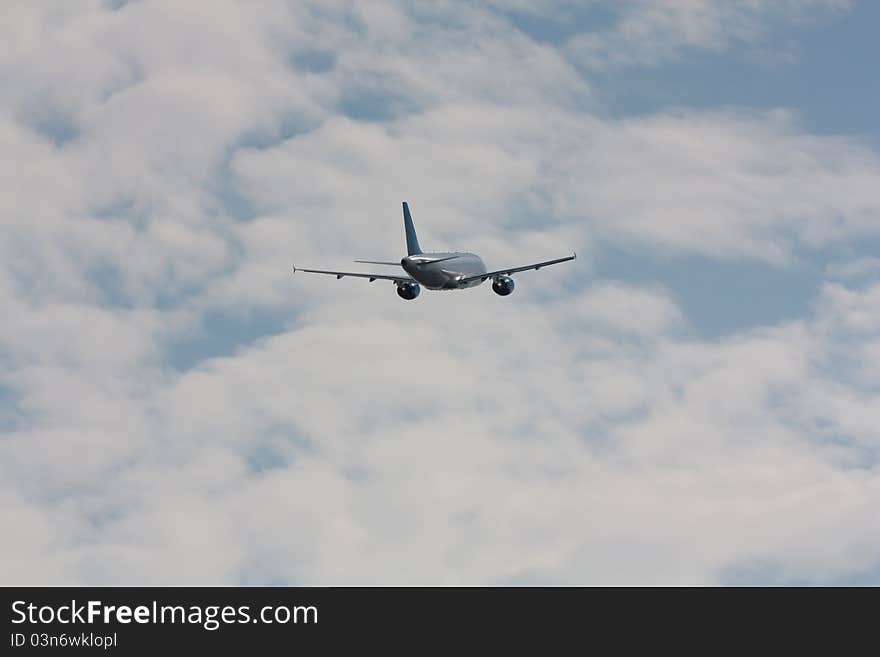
[354,260,402,266]
[407,254,459,265]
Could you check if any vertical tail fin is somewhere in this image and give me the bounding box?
[402,201,422,255]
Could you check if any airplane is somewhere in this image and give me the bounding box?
[292,202,576,300]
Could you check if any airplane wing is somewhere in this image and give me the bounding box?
[459,253,577,284]
[292,265,413,283]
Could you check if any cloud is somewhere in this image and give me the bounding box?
[826,256,880,282]
[4,274,878,584]
[0,1,878,586]
[564,0,851,70]
[556,108,880,262]
[556,281,683,336]
[227,105,880,275]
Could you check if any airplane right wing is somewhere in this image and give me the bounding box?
[459,253,577,284]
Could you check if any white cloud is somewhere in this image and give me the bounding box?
[4,273,878,584]
[557,282,683,336]
[565,0,851,70]
[826,256,880,281]
[558,109,880,262]
[227,105,880,280]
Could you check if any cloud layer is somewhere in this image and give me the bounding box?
[1,0,878,585]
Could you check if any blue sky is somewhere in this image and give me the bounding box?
[582,3,880,139]
[1,0,879,585]
[534,0,880,156]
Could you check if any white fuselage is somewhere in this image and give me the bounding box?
[401,252,487,290]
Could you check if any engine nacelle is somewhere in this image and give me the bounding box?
[396,281,421,300]
[492,276,515,296]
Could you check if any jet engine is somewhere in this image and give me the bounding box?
[396,281,421,300]
[492,276,515,296]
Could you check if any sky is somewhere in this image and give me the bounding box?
[1,0,879,585]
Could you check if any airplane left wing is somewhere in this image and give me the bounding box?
[459,253,576,283]
[292,265,413,283]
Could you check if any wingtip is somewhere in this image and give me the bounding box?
[292,265,297,274]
